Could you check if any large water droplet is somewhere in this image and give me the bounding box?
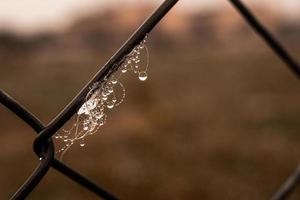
[138,72,148,81]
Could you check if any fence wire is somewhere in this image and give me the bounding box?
[0,0,299,199]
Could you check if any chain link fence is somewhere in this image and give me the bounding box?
[0,0,299,199]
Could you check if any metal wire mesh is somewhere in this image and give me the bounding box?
[0,0,299,199]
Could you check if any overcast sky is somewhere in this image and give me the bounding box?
[0,0,299,34]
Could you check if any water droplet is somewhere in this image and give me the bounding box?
[108,87,113,93]
[96,114,103,119]
[107,82,112,87]
[80,143,85,147]
[102,96,108,101]
[39,157,43,161]
[111,79,118,84]
[138,72,148,81]
[57,35,149,155]
[107,101,114,109]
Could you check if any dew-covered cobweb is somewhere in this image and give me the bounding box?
[54,35,149,158]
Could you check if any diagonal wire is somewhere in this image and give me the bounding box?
[228,0,300,79]
[271,165,300,200]
[33,0,179,157]
[0,90,118,200]
[2,0,298,199]
[0,0,179,199]
[228,0,300,199]
[0,90,54,200]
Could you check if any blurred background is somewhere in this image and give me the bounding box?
[0,0,300,199]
